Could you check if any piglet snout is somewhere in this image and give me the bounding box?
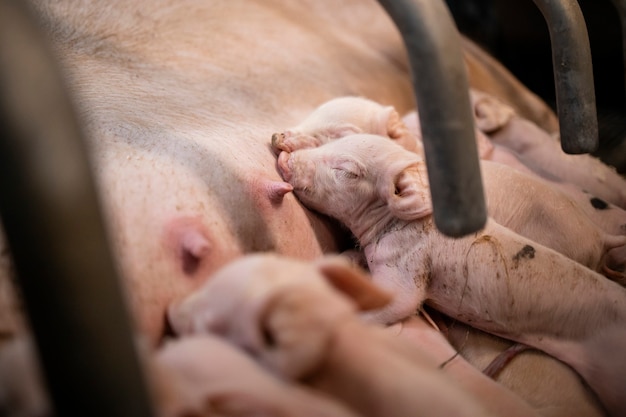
[271,132,285,155]
[277,151,292,181]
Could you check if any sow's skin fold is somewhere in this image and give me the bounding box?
[168,254,498,417]
[276,134,626,417]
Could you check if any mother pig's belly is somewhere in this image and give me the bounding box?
[37,0,417,341]
[94,122,341,340]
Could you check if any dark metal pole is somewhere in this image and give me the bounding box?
[377,0,487,237]
[532,0,599,154]
[0,1,156,416]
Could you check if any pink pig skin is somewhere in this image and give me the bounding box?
[419,313,606,417]
[272,96,419,155]
[479,160,626,275]
[168,253,504,417]
[278,134,626,417]
[152,334,359,417]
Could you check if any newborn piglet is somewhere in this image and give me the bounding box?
[168,253,497,417]
[470,89,626,209]
[271,96,419,154]
[277,133,626,417]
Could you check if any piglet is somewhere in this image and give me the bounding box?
[153,334,359,417]
[470,89,626,209]
[277,133,626,417]
[271,96,419,154]
[168,253,498,417]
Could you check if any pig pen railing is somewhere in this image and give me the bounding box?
[376,0,600,235]
[531,0,599,154]
[0,0,600,415]
[0,0,156,416]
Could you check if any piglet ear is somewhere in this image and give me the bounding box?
[384,107,421,154]
[470,89,515,133]
[315,256,391,311]
[387,166,432,221]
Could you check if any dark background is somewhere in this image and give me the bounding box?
[444,0,626,171]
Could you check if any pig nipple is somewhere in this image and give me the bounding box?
[265,180,293,204]
[165,218,212,277]
[180,231,211,275]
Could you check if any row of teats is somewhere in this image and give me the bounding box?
[0,0,604,416]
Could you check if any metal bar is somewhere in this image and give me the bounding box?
[377,0,487,237]
[0,1,156,416]
[531,0,599,154]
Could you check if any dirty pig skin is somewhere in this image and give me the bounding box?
[277,133,626,417]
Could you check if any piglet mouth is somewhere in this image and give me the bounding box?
[277,151,293,182]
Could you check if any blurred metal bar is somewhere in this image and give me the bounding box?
[377,0,487,237]
[532,0,599,153]
[0,1,156,416]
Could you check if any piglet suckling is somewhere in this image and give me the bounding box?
[277,127,626,279]
[277,133,626,417]
[280,96,626,278]
[168,253,499,417]
[271,96,420,154]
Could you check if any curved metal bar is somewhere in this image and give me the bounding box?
[532,0,599,154]
[377,0,487,237]
[0,1,155,416]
